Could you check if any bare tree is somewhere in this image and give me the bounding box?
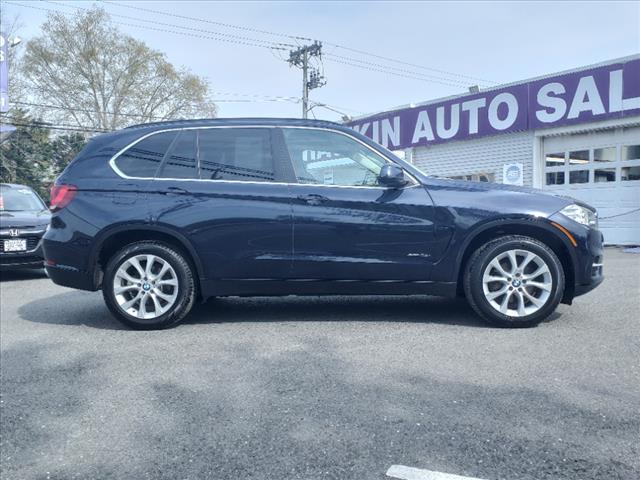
[20,7,217,131]
[1,14,27,108]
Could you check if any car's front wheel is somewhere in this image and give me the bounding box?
[464,235,565,327]
[102,241,196,329]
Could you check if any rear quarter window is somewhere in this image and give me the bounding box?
[114,131,178,178]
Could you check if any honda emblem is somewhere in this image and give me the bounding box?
[8,228,20,237]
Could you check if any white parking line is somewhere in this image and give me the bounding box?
[386,464,488,480]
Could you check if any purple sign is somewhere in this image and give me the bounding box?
[348,58,640,150]
[0,32,7,113]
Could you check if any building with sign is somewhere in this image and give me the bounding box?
[348,55,640,245]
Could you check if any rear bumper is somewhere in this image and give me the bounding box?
[44,263,97,291]
[42,220,98,291]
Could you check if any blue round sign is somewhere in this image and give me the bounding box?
[506,165,521,182]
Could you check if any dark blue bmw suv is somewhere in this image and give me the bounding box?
[42,118,604,329]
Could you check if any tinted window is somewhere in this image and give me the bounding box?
[116,131,177,177]
[198,129,274,182]
[160,131,198,179]
[282,128,387,186]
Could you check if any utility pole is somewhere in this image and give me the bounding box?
[288,41,325,119]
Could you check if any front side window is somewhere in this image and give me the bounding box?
[282,128,388,187]
[115,131,177,178]
[198,128,274,182]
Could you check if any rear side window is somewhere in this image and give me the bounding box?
[115,131,177,178]
[198,128,274,182]
[159,131,198,179]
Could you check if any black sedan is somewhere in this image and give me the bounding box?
[0,183,50,269]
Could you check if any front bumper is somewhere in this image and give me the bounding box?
[574,273,604,296]
[548,213,604,299]
[0,237,45,270]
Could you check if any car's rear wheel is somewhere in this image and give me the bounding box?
[103,241,195,329]
[464,235,565,327]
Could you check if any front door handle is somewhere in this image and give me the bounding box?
[165,186,189,196]
[297,193,328,206]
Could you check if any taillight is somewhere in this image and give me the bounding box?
[49,184,77,211]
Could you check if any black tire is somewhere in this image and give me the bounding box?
[102,241,196,330]
[463,235,565,328]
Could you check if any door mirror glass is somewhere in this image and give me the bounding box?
[378,164,407,188]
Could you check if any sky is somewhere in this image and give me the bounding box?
[1,0,639,122]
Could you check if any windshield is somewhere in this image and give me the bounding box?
[0,187,47,212]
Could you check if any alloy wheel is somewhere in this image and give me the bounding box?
[482,249,553,317]
[113,254,179,320]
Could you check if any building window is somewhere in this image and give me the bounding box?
[594,168,615,183]
[569,170,589,184]
[594,147,615,162]
[621,166,640,181]
[545,152,565,167]
[568,150,589,165]
[622,145,640,161]
[546,171,565,185]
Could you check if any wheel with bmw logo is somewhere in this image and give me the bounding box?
[464,235,565,327]
[102,241,196,329]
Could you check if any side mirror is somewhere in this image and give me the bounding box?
[378,164,407,188]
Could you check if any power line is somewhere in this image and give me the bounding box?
[324,53,472,88]
[9,0,492,88]
[42,0,295,49]
[324,43,497,85]
[210,91,301,102]
[325,56,475,87]
[0,116,112,133]
[10,96,304,119]
[5,1,289,51]
[10,101,168,120]
[99,0,496,85]
[101,0,313,42]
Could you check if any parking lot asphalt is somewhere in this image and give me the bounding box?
[1,248,639,480]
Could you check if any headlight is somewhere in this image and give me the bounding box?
[559,204,598,228]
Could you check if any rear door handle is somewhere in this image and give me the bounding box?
[165,186,189,196]
[297,193,328,206]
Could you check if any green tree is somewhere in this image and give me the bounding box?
[0,110,86,199]
[20,7,217,131]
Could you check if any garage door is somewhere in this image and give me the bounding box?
[543,126,640,245]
